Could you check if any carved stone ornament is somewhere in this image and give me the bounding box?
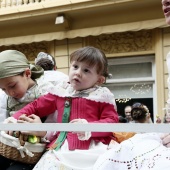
[86,30,152,54]
[0,42,49,61]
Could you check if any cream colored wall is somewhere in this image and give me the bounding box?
[154,29,165,119]
[54,38,83,75]
[0,0,165,47]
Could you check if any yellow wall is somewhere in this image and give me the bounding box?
[54,38,83,75]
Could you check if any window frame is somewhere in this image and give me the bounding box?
[106,55,157,120]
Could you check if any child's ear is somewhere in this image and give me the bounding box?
[96,76,105,85]
[24,68,31,78]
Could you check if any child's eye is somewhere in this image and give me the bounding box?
[73,65,78,69]
[10,84,16,89]
[84,69,89,73]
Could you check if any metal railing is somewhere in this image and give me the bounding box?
[0,123,169,133]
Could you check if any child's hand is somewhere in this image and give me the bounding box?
[69,119,91,140]
[3,117,17,136]
[17,114,46,137]
[18,114,42,123]
[161,133,170,147]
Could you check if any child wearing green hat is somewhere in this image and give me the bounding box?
[0,50,55,170]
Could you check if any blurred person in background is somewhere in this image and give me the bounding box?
[131,102,153,123]
[124,105,133,122]
[35,52,68,86]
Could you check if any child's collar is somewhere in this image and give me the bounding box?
[48,81,116,106]
[72,86,98,97]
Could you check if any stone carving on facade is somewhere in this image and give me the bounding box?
[0,42,48,61]
[86,30,152,54]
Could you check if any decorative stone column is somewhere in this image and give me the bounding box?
[17,0,22,5]
[11,0,17,6]
[29,0,34,3]
[23,0,28,4]
[6,0,11,7]
[0,0,6,8]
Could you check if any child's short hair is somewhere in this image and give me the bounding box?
[70,46,109,78]
[35,52,56,70]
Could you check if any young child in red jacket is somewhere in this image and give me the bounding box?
[12,46,118,170]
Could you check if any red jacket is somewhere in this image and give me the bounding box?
[13,93,118,150]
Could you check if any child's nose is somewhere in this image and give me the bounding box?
[75,69,81,77]
[8,90,15,97]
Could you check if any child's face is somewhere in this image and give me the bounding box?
[165,113,170,123]
[162,0,170,25]
[69,61,104,91]
[0,70,32,99]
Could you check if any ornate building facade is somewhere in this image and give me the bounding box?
[0,0,168,121]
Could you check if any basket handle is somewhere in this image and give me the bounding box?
[16,144,34,158]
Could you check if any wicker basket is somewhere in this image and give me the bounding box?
[0,131,46,164]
